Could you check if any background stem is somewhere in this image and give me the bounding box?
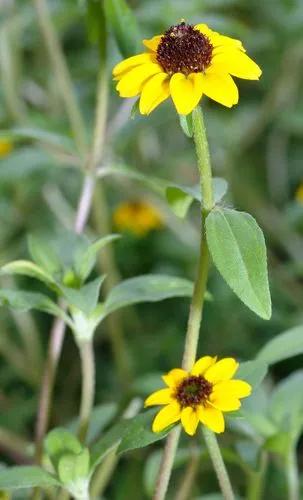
[287,447,299,500]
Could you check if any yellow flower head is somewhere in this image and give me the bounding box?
[295,183,303,204]
[113,200,163,237]
[0,138,13,157]
[145,356,251,435]
[113,21,262,116]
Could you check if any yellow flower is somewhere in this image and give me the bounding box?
[113,200,163,236]
[145,356,251,435]
[0,138,13,157]
[113,21,261,116]
[295,183,303,204]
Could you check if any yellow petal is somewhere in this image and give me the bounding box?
[143,35,163,52]
[139,73,170,115]
[162,368,188,388]
[144,388,173,407]
[210,396,241,412]
[195,24,244,51]
[152,402,181,433]
[205,358,239,384]
[201,70,238,108]
[113,53,154,78]
[198,405,225,433]
[191,356,216,376]
[212,49,262,80]
[181,407,200,436]
[212,379,252,399]
[170,72,203,115]
[116,63,162,98]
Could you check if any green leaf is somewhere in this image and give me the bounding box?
[1,260,56,288]
[28,234,62,277]
[3,127,74,153]
[0,289,68,321]
[179,114,193,138]
[268,371,303,431]
[165,178,228,218]
[0,466,59,489]
[237,360,268,389]
[90,410,169,471]
[60,276,105,315]
[67,403,117,443]
[103,274,193,317]
[257,325,303,365]
[104,0,140,57]
[86,0,107,58]
[74,234,120,282]
[206,208,271,319]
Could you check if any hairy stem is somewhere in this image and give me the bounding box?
[202,428,234,500]
[153,106,214,500]
[78,341,95,442]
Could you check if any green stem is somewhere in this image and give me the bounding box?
[153,106,215,500]
[202,428,234,500]
[78,340,95,443]
[287,446,299,500]
[247,451,268,500]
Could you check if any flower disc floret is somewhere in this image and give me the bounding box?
[175,375,212,407]
[156,22,213,75]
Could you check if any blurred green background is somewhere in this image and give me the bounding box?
[0,0,303,498]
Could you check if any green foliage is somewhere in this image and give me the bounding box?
[0,467,59,489]
[206,208,272,319]
[90,409,170,470]
[257,325,303,365]
[103,274,193,316]
[104,0,140,57]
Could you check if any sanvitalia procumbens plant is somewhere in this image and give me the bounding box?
[2,2,303,500]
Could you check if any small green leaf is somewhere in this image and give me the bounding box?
[103,274,193,316]
[1,260,55,288]
[0,466,59,490]
[4,127,74,153]
[105,0,140,57]
[90,409,170,471]
[165,178,228,218]
[206,208,271,319]
[28,234,61,277]
[60,276,105,315]
[0,289,68,322]
[45,428,82,470]
[58,449,90,484]
[257,325,303,365]
[74,234,120,282]
[179,114,193,138]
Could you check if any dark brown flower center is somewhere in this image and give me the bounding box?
[175,375,212,408]
[156,22,213,76]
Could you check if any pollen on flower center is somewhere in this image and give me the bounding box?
[175,375,212,408]
[156,22,213,76]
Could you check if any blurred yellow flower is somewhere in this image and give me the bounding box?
[295,183,303,204]
[113,21,261,116]
[0,138,13,157]
[113,200,163,236]
[145,356,251,435]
